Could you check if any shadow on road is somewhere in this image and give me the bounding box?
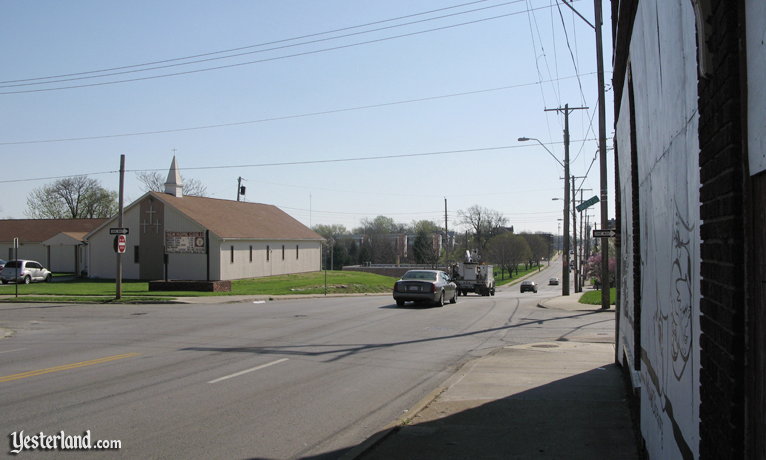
[304,364,640,460]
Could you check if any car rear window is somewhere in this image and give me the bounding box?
[4,261,21,268]
[402,271,437,281]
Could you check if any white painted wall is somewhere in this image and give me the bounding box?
[618,1,701,458]
[162,206,207,280]
[0,243,46,265]
[747,0,766,175]
[86,196,322,281]
[616,85,637,378]
[217,240,321,280]
[87,206,141,279]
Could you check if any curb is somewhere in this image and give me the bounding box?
[343,348,503,459]
[339,386,447,460]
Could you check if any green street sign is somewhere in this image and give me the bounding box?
[576,195,600,212]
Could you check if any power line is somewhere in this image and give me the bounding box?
[1,0,499,85]
[0,73,594,146]
[554,0,587,105]
[1,4,553,95]
[0,139,595,184]
[2,1,525,89]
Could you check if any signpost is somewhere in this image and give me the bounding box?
[116,155,125,300]
[576,195,600,212]
[109,228,129,235]
[13,237,18,298]
[592,229,616,238]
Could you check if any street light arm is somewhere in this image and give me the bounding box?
[518,137,565,168]
[560,0,595,29]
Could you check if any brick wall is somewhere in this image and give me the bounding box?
[697,0,748,458]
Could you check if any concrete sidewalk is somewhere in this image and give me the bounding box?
[348,293,639,460]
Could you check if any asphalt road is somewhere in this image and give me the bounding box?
[0,261,613,459]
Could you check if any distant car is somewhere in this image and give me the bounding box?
[0,259,5,271]
[549,277,559,285]
[520,280,538,293]
[0,260,53,284]
[393,269,457,307]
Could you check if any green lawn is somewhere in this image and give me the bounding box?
[579,288,616,305]
[0,271,397,302]
[494,265,546,286]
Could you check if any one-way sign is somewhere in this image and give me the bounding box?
[110,227,129,235]
[593,229,616,238]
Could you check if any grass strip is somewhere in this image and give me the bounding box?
[579,288,616,305]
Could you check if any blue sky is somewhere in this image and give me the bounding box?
[1,0,613,236]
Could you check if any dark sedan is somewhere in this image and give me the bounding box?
[393,270,457,307]
[520,280,538,293]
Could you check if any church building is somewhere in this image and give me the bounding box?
[85,158,324,281]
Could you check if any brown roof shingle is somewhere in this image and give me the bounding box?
[149,192,324,240]
[0,219,108,243]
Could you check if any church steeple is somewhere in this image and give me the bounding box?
[164,156,184,197]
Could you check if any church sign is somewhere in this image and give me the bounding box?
[165,231,206,254]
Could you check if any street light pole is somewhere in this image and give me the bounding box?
[518,135,569,295]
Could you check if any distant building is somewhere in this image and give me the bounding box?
[85,157,324,281]
[0,218,107,274]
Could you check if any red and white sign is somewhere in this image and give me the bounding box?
[114,234,127,254]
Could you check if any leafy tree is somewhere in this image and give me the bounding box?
[135,171,208,196]
[486,233,531,278]
[313,224,352,270]
[26,176,118,219]
[457,205,508,252]
[411,219,441,234]
[354,216,403,264]
[519,233,549,267]
[411,220,443,264]
[413,229,440,264]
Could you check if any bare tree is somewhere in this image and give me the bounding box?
[26,176,117,219]
[135,171,208,196]
[457,205,508,252]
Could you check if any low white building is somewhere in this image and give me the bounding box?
[0,219,107,274]
[85,158,324,281]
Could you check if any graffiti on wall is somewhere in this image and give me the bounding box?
[670,207,694,381]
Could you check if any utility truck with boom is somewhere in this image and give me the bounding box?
[450,250,495,296]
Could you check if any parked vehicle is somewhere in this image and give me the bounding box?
[0,260,53,284]
[450,250,495,296]
[393,270,457,307]
[549,277,560,285]
[0,259,5,271]
[520,280,538,293]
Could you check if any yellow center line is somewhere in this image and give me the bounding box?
[0,353,140,383]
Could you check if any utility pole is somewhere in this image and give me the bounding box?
[577,188,593,291]
[572,176,578,293]
[594,0,610,310]
[116,154,125,300]
[444,198,449,258]
[236,177,245,202]
[546,104,587,295]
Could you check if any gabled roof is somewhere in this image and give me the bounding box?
[43,232,90,246]
[145,192,324,240]
[86,192,324,241]
[0,219,109,244]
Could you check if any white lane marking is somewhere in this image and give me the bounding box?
[208,358,289,384]
[0,348,26,354]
